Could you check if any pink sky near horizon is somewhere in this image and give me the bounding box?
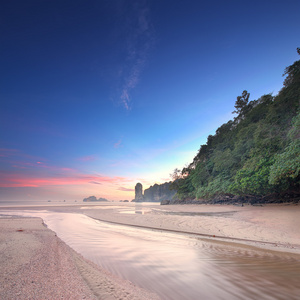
[0,147,170,201]
[0,172,130,188]
[0,172,138,201]
[0,148,140,201]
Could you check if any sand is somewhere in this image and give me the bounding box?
[81,203,300,253]
[0,216,159,300]
[1,202,299,299]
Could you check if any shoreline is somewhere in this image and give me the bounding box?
[80,203,300,254]
[85,213,300,254]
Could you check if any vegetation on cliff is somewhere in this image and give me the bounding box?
[170,49,300,202]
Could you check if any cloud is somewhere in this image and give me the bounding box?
[0,148,50,171]
[114,139,123,148]
[137,178,153,186]
[117,187,134,192]
[0,148,129,188]
[0,171,129,188]
[0,148,19,157]
[160,177,172,183]
[0,148,43,162]
[0,148,137,201]
[77,155,97,162]
[118,1,155,110]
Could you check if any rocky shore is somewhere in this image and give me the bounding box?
[161,192,300,206]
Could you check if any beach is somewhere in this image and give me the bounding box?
[0,215,159,300]
[81,203,300,253]
[1,202,300,299]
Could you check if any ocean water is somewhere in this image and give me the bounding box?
[1,208,300,299]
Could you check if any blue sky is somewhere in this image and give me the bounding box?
[1,0,299,202]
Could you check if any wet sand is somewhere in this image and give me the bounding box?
[0,216,159,300]
[81,203,300,253]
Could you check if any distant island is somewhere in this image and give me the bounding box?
[83,196,108,202]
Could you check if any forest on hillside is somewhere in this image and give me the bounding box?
[170,49,300,203]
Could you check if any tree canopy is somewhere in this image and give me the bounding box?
[170,49,300,202]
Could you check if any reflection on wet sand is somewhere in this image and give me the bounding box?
[1,210,300,299]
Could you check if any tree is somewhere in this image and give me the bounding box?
[170,168,182,181]
[233,90,250,121]
[283,48,300,87]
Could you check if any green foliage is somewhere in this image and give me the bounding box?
[211,148,238,176]
[229,157,275,196]
[195,176,231,198]
[232,123,256,162]
[190,162,209,188]
[170,176,195,199]
[252,122,285,156]
[287,113,300,140]
[269,140,300,187]
[269,114,300,189]
[171,51,300,200]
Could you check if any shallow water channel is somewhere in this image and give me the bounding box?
[2,210,300,300]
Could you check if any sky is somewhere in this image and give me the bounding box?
[1,0,300,202]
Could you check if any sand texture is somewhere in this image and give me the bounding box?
[81,203,300,253]
[0,217,159,300]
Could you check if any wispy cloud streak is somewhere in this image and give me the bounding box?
[114,139,122,148]
[118,1,155,110]
[117,187,134,192]
[77,155,97,162]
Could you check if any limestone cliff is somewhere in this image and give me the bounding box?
[134,183,144,202]
[143,182,176,202]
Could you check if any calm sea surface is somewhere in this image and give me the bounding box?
[1,207,300,300]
